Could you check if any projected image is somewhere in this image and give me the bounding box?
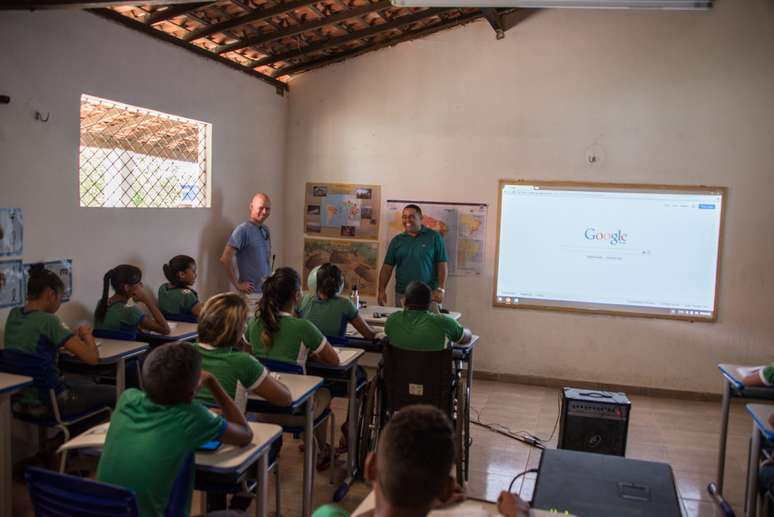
[494,181,725,321]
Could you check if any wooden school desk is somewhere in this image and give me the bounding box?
[360,305,461,326]
[744,404,774,517]
[248,373,324,517]
[59,338,148,398]
[0,373,33,517]
[138,320,198,346]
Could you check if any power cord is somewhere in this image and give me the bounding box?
[508,468,539,492]
[470,390,562,450]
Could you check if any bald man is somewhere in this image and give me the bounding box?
[220,193,272,295]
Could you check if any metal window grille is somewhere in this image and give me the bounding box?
[79,94,211,208]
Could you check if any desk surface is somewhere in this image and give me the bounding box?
[142,321,198,339]
[248,373,323,410]
[532,449,681,517]
[746,404,774,441]
[353,490,500,516]
[308,347,364,371]
[718,364,774,396]
[0,373,33,395]
[361,306,462,325]
[58,421,282,473]
[60,338,149,364]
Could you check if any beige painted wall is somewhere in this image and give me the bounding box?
[0,11,287,340]
[284,0,774,392]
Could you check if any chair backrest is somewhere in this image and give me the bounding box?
[326,335,350,346]
[261,357,305,375]
[162,311,198,324]
[382,343,453,415]
[0,349,62,401]
[93,328,138,341]
[26,466,139,517]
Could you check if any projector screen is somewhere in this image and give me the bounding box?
[494,181,726,321]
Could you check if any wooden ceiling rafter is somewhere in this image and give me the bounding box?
[143,1,212,24]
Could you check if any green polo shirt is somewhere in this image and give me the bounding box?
[3,307,74,403]
[312,504,350,517]
[300,295,358,337]
[385,309,464,351]
[97,388,226,517]
[94,300,144,333]
[384,225,447,294]
[247,313,326,367]
[158,283,198,317]
[195,342,267,406]
[759,364,774,385]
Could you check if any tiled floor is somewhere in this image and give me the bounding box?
[12,379,755,516]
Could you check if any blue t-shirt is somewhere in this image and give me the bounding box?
[228,222,272,292]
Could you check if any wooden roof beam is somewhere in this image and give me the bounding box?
[144,1,213,25]
[2,0,201,8]
[274,10,481,77]
[183,0,321,41]
[249,7,453,68]
[215,0,391,54]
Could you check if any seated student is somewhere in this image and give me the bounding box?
[742,364,774,387]
[384,281,472,351]
[312,405,528,517]
[97,341,253,517]
[94,264,170,337]
[158,255,202,320]
[247,267,340,469]
[195,292,292,410]
[300,263,378,340]
[4,264,115,418]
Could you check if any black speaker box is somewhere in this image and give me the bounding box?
[558,387,631,457]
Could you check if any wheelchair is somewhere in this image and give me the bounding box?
[355,341,469,486]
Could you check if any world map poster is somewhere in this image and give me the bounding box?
[304,183,381,240]
[386,200,488,276]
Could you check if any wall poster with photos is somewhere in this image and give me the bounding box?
[0,208,23,256]
[0,260,24,308]
[304,183,381,240]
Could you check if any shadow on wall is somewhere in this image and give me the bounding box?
[198,187,234,297]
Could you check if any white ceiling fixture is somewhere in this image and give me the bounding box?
[391,0,712,9]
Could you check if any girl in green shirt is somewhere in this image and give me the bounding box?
[248,267,340,470]
[158,255,202,320]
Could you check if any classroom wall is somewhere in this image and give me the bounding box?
[0,10,287,340]
[283,0,774,393]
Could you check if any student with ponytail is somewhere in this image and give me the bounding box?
[94,265,170,337]
[247,267,340,470]
[300,262,378,340]
[158,255,202,320]
[4,264,115,417]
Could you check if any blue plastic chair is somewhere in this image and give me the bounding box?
[93,328,138,341]
[26,466,139,517]
[162,311,198,323]
[0,349,112,472]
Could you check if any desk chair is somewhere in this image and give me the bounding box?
[162,312,197,323]
[26,466,139,517]
[708,483,736,517]
[93,328,138,341]
[378,344,466,484]
[0,349,112,472]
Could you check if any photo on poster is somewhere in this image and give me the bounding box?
[24,259,73,302]
[0,260,24,308]
[0,208,23,256]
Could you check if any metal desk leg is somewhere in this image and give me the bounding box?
[717,379,731,492]
[1,394,12,517]
[334,365,359,501]
[256,453,268,517]
[116,358,126,399]
[746,422,761,517]
[465,349,473,482]
[303,396,315,517]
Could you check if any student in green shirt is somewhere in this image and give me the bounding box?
[385,281,472,352]
[300,263,377,339]
[97,341,253,517]
[94,264,170,337]
[158,255,202,320]
[311,405,529,517]
[4,264,114,418]
[195,292,291,410]
[247,267,340,470]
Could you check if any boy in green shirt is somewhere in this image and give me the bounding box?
[385,281,472,351]
[97,341,253,517]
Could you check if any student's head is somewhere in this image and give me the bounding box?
[198,293,248,349]
[403,281,432,311]
[163,255,197,288]
[316,263,344,299]
[366,405,456,511]
[95,265,142,322]
[402,204,423,234]
[142,341,201,405]
[257,267,301,347]
[26,264,65,312]
[249,193,272,225]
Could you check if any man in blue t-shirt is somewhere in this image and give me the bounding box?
[220,193,272,295]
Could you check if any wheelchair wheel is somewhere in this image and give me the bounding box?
[356,377,380,475]
[454,373,465,486]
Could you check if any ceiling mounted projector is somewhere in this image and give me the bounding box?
[390,0,712,9]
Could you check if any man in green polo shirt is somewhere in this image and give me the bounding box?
[385,281,472,351]
[378,204,448,307]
